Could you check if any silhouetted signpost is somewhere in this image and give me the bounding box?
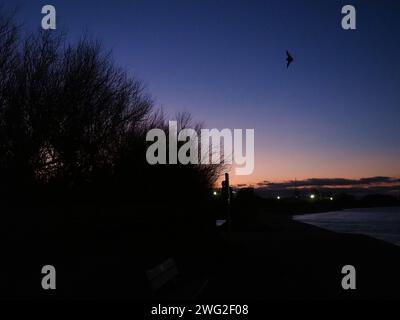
[222,173,232,237]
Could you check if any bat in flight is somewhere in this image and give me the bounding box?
[286,50,294,68]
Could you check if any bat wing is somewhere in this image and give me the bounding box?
[286,51,293,68]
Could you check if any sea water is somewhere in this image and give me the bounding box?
[293,207,400,246]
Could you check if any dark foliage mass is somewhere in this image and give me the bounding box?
[0,13,223,207]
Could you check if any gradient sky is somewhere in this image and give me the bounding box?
[10,0,400,186]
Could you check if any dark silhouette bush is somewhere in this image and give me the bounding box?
[0,12,223,210]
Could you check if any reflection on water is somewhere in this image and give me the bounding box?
[293,207,400,246]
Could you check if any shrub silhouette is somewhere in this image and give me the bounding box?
[0,12,223,208]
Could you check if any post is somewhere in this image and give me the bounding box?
[224,173,232,236]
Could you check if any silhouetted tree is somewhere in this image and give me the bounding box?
[0,11,223,208]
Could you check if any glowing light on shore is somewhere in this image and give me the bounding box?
[310,194,315,199]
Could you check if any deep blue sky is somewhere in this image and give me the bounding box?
[8,0,400,185]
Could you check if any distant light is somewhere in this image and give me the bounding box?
[213,191,217,196]
[310,194,315,199]
[330,197,334,201]
[277,196,281,200]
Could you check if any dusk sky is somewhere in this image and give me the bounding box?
[11,0,400,186]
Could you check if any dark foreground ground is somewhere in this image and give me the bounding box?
[2,205,400,300]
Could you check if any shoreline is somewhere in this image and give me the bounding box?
[290,205,400,216]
